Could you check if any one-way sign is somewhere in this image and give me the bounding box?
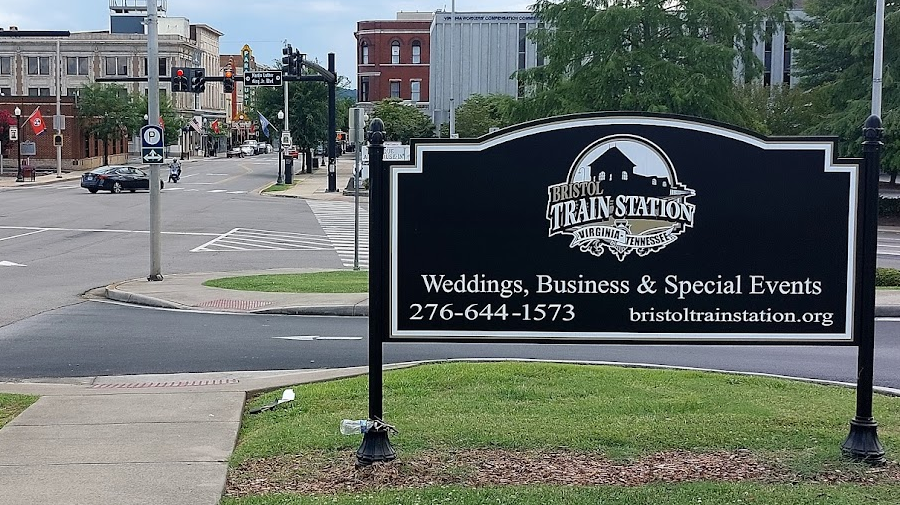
[244,71,283,87]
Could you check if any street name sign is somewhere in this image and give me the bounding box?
[381,113,866,345]
[244,71,283,87]
[140,124,165,164]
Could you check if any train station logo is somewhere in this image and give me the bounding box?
[546,135,696,261]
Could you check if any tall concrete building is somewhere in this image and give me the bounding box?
[429,12,541,125]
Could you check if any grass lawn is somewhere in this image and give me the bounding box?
[204,271,368,293]
[0,393,38,429]
[226,362,900,503]
[262,183,297,193]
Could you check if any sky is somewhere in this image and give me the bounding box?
[0,0,536,86]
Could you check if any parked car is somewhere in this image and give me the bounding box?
[81,166,164,194]
[257,143,272,154]
[226,146,244,158]
[240,145,256,156]
[286,146,299,158]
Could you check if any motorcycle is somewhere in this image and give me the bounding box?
[168,161,182,183]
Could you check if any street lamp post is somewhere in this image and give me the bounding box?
[14,106,22,182]
[277,110,285,185]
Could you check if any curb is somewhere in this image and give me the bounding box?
[104,285,192,310]
[875,306,900,317]
[253,303,369,316]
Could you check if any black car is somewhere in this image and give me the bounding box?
[81,166,164,194]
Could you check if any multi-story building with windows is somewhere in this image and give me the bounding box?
[428,12,541,126]
[0,0,226,166]
[355,12,432,113]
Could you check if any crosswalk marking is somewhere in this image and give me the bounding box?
[306,200,369,268]
[191,227,332,252]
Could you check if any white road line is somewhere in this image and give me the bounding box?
[208,189,228,193]
[226,191,247,194]
[0,228,50,242]
[190,228,240,252]
[0,260,26,267]
[272,336,362,341]
[0,226,218,236]
[207,173,228,176]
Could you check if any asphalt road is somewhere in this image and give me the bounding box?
[0,154,344,328]
[0,300,898,391]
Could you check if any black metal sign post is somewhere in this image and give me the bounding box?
[841,115,885,463]
[357,118,396,466]
[360,112,884,464]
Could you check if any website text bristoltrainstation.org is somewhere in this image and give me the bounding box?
[629,307,835,328]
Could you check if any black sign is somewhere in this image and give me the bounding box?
[387,114,863,344]
[243,71,283,87]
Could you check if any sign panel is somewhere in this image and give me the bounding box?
[388,114,862,344]
[244,71,283,87]
[141,148,165,164]
[8,126,17,141]
[20,141,36,156]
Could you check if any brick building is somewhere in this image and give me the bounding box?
[355,12,432,113]
[0,96,128,176]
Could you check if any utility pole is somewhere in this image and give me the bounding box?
[327,53,337,192]
[55,40,62,178]
[147,0,163,281]
[449,0,456,138]
[872,0,885,116]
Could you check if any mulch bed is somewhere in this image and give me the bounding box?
[226,449,900,497]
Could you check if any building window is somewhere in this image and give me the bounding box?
[621,171,629,181]
[390,80,400,98]
[410,80,420,102]
[28,87,51,97]
[143,57,166,76]
[67,88,81,97]
[67,56,89,76]
[412,41,421,64]
[361,42,369,65]
[783,22,793,84]
[105,56,128,76]
[536,23,546,67]
[598,172,606,182]
[517,23,527,98]
[0,56,10,75]
[763,21,773,86]
[391,41,400,64]
[28,56,50,75]
[360,76,370,102]
[0,87,11,97]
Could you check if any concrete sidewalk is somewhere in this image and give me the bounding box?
[0,368,373,505]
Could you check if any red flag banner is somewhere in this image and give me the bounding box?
[211,120,220,134]
[27,107,45,136]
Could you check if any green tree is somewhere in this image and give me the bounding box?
[731,83,829,136]
[132,93,185,146]
[453,94,520,138]
[76,84,137,165]
[517,0,779,127]
[792,0,900,180]
[371,98,435,143]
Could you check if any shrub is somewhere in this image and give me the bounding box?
[878,197,900,217]
[876,268,900,287]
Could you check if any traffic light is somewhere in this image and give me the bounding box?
[282,44,293,74]
[171,67,188,92]
[190,68,206,93]
[223,69,234,93]
[292,50,303,75]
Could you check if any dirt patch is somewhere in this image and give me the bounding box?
[226,449,900,497]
